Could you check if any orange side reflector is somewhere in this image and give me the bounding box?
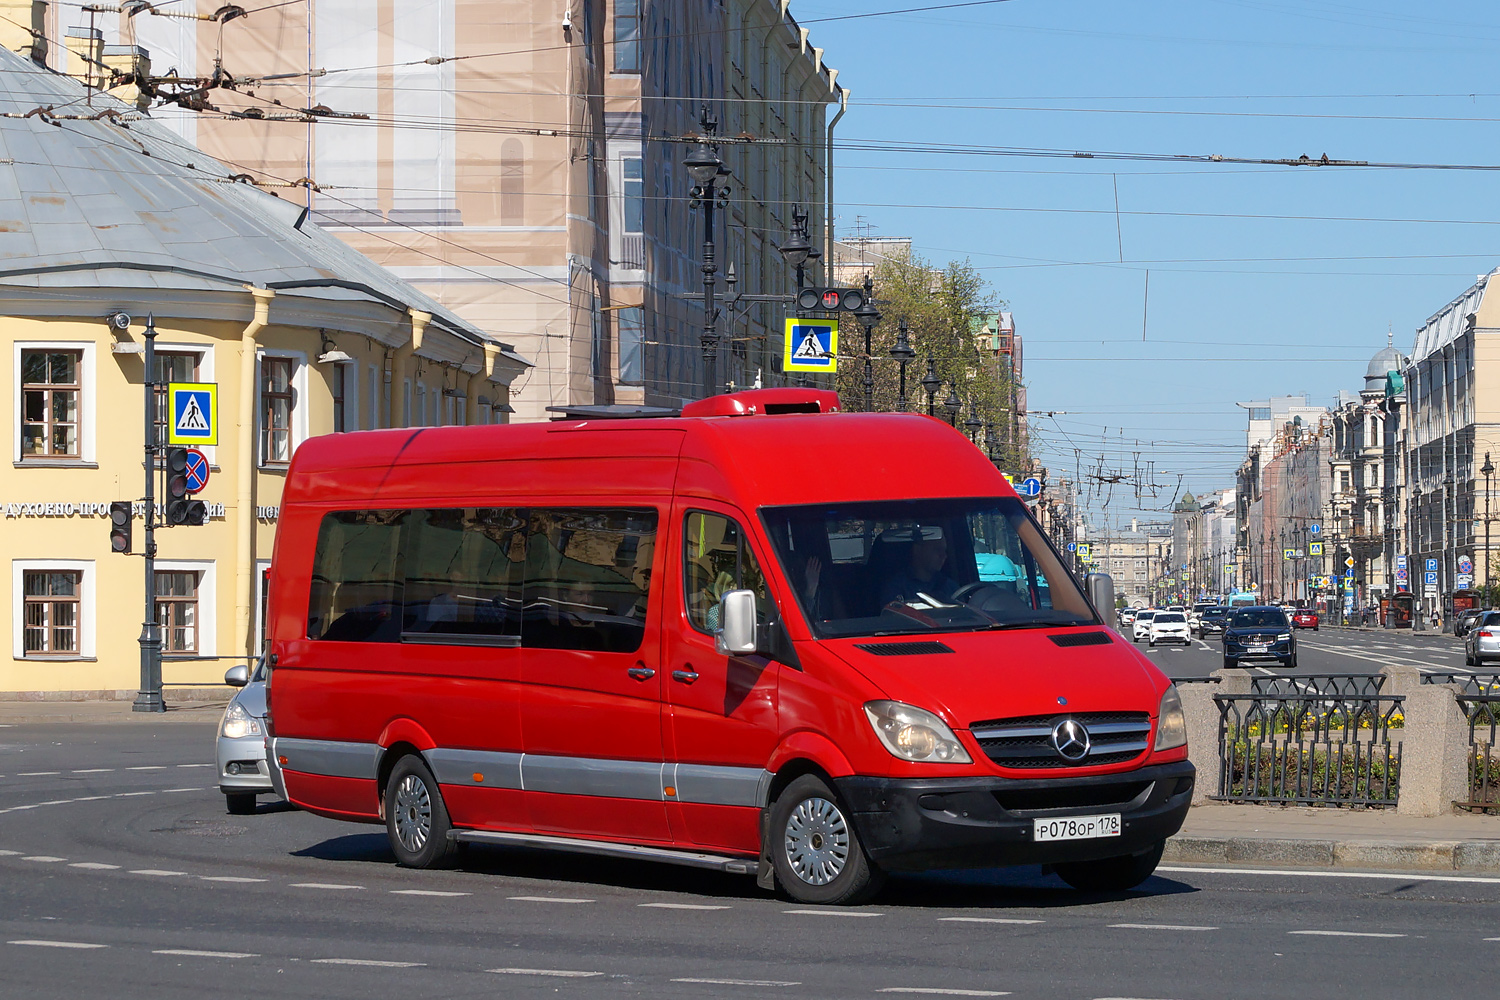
[277,756,288,766]
[663,786,676,797]
[472,773,484,782]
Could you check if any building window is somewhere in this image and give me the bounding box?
[614,0,639,71]
[618,306,644,384]
[622,156,644,234]
[22,570,80,655]
[20,350,81,459]
[152,351,201,450]
[155,570,199,654]
[331,364,347,433]
[261,356,295,464]
[500,139,524,225]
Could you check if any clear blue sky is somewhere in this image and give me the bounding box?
[802,0,1500,527]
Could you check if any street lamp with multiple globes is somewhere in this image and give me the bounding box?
[683,107,731,399]
[888,319,915,411]
[852,274,881,412]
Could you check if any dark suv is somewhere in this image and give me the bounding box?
[1196,606,1228,638]
[1223,606,1296,669]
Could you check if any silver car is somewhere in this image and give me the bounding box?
[1465,611,1500,667]
[217,660,274,814]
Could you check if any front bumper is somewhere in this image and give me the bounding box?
[834,760,1194,873]
[1225,639,1293,661]
[216,731,274,794]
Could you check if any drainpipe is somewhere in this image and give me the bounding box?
[237,286,274,659]
[824,86,848,279]
[392,309,431,427]
[467,343,500,423]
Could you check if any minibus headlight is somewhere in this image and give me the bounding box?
[221,702,262,740]
[1153,685,1187,752]
[864,701,971,764]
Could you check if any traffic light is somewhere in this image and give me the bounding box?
[795,286,867,313]
[164,448,207,526]
[108,501,132,554]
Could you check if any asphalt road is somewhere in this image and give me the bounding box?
[1134,625,1470,679]
[3,717,1499,999]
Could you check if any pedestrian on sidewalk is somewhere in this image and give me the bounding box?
[1431,608,1442,632]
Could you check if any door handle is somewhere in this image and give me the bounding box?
[672,669,699,684]
[627,666,656,681]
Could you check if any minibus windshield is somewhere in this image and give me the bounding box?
[762,497,1096,639]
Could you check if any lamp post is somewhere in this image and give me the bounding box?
[889,318,915,412]
[963,404,983,443]
[852,274,881,412]
[942,384,962,426]
[683,106,731,400]
[778,206,814,292]
[1484,452,1496,601]
[921,359,941,417]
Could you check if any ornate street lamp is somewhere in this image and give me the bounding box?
[888,319,915,412]
[963,404,983,442]
[684,106,731,399]
[852,274,881,412]
[1484,452,1495,599]
[942,384,962,425]
[778,206,813,291]
[920,358,941,417]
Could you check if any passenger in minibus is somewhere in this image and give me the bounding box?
[878,525,960,607]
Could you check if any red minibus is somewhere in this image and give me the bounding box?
[265,389,1192,904]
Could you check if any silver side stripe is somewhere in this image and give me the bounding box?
[278,738,767,808]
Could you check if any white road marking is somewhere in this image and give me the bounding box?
[69,863,120,870]
[155,949,259,959]
[488,968,604,978]
[877,990,1010,997]
[639,902,733,910]
[176,764,214,768]
[1289,930,1405,938]
[130,870,187,877]
[507,895,593,904]
[0,850,20,856]
[162,788,200,793]
[311,958,427,968]
[1159,865,1500,885]
[1484,937,1500,941]
[939,917,1043,925]
[199,876,266,883]
[116,792,155,798]
[127,766,166,771]
[290,883,364,890]
[17,771,60,776]
[1296,641,1452,669]
[70,769,113,774]
[782,909,882,917]
[8,940,107,949]
[1108,923,1218,931]
[22,856,66,863]
[674,978,801,987]
[389,889,469,897]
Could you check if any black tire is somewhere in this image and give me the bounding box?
[769,774,884,905]
[1148,640,1155,649]
[224,792,257,815]
[1287,651,1299,669]
[1223,655,1236,670]
[1054,840,1165,892]
[385,755,456,869]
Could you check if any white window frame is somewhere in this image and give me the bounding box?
[13,559,95,660]
[155,559,216,659]
[14,340,97,466]
[256,350,309,467]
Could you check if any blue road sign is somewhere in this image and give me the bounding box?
[1424,571,1439,586]
[182,448,210,494]
[1018,477,1043,498]
[1309,524,1321,534]
[1065,541,1077,553]
[167,382,217,445]
[1426,558,1439,572]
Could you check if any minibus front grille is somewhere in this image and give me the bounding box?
[969,712,1152,768]
[853,641,955,656]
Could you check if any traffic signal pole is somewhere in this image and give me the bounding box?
[132,316,165,713]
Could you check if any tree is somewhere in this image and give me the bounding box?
[834,251,1029,470]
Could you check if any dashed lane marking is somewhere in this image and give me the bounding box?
[16,772,60,777]
[70,769,113,774]
[155,949,259,959]
[673,978,801,987]
[1159,865,1500,885]
[290,883,364,891]
[8,940,107,949]
[0,787,209,816]
[876,990,1010,997]
[390,889,469,897]
[69,863,120,871]
[130,870,188,877]
[176,764,213,768]
[199,876,266,883]
[939,917,1043,925]
[638,903,733,910]
[311,958,426,968]
[488,968,604,978]
[1108,923,1218,931]
[126,766,166,771]
[0,850,19,856]
[1288,930,1405,938]
[782,909,882,917]
[507,895,594,904]
[21,856,66,863]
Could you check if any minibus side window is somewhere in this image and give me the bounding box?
[307,510,407,642]
[401,507,525,645]
[521,507,659,652]
[683,512,770,634]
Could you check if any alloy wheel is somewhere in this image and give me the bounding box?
[393,772,433,853]
[783,795,851,885]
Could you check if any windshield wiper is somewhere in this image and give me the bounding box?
[967,617,1090,632]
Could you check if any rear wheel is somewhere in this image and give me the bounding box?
[224,792,256,816]
[1054,840,1164,892]
[1223,655,1237,670]
[385,755,455,869]
[770,775,884,905]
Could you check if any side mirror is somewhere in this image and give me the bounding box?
[223,664,250,687]
[715,590,758,655]
[1084,573,1114,619]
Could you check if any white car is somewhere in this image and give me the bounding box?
[1148,611,1191,647]
[1132,609,1157,642]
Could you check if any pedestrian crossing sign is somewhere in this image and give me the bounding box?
[783,318,838,373]
[167,382,218,445]
[1308,542,1323,556]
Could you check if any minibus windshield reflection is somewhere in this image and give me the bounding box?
[762,497,1095,639]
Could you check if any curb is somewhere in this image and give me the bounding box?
[1165,834,1500,873]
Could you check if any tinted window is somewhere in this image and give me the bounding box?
[522,508,658,652]
[307,510,407,642]
[1136,611,1156,621]
[1154,613,1185,623]
[402,508,525,644]
[1228,609,1288,628]
[684,512,770,634]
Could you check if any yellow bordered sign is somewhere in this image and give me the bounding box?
[783,318,838,373]
[167,382,218,446]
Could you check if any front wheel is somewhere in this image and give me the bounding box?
[385,755,456,869]
[224,792,257,815]
[1054,840,1164,892]
[769,775,884,905]
[1223,655,1236,670]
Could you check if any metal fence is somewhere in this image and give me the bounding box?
[1455,693,1500,814]
[1213,691,1404,806]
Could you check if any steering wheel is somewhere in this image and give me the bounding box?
[950,581,996,604]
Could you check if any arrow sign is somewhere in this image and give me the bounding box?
[1017,477,1043,498]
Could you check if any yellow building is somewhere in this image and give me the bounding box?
[0,49,528,698]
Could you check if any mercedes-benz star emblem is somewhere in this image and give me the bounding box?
[1050,718,1092,762]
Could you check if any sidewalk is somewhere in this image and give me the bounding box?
[0,696,228,725]
[1166,802,1500,873]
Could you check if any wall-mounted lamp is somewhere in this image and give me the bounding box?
[316,333,353,364]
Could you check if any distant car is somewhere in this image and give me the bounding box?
[1455,607,1489,639]
[1148,611,1191,647]
[1132,609,1157,642]
[1223,606,1296,669]
[217,660,276,815]
[1291,609,1320,631]
[1118,608,1137,627]
[1195,606,1228,638]
[1465,611,1500,666]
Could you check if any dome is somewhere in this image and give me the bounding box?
[1364,345,1404,391]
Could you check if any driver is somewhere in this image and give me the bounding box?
[880,525,960,607]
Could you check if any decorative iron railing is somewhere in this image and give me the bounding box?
[1248,673,1385,698]
[1456,693,1500,814]
[1213,692,1404,806]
